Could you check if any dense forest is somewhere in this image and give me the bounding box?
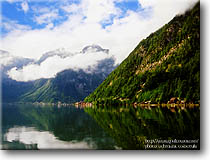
[85,2,200,105]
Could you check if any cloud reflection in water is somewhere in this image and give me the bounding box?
[5,126,94,149]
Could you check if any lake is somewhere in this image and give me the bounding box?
[1,103,117,150]
[1,103,200,150]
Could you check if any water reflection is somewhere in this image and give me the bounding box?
[85,105,200,150]
[5,127,92,149]
[1,103,117,150]
[1,103,200,150]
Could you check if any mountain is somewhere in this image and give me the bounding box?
[1,45,116,103]
[81,45,109,54]
[0,50,34,77]
[19,58,116,103]
[84,2,200,104]
[1,50,35,102]
[36,48,74,64]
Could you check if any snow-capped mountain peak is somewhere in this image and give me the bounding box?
[81,44,109,54]
[36,48,74,64]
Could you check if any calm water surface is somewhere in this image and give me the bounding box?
[1,103,117,149]
[85,105,200,149]
[1,103,200,150]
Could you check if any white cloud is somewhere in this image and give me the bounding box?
[7,50,111,81]
[31,5,60,25]
[0,50,14,66]
[5,0,16,3]
[6,126,94,149]
[61,3,82,14]
[46,23,54,29]
[34,10,59,25]
[138,0,156,8]
[31,5,51,14]
[2,0,199,81]
[21,1,29,13]
[1,17,31,33]
[83,0,120,23]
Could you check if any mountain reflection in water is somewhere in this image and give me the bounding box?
[84,105,200,150]
[1,103,117,150]
[1,103,199,150]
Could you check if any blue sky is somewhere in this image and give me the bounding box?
[1,0,144,36]
[1,0,75,34]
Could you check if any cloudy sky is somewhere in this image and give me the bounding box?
[0,0,198,81]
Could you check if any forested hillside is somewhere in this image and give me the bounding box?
[19,69,109,103]
[85,2,200,104]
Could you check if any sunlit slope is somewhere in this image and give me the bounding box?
[85,2,200,104]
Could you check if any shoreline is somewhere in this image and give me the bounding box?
[74,101,200,109]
